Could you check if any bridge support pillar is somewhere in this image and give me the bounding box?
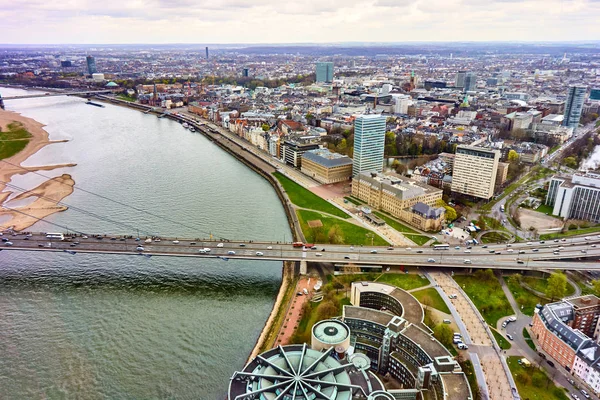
[299,260,308,275]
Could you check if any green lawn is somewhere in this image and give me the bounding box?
[117,94,136,102]
[535,204,555,215]
[376,273,429,291]
[522,276,575,297]
[506,277,545,316]
[344,196,362,206]
[372,211,431,246]
[481,231,512,244]
[523,328,536,351]
[491,327,512,350]
[0,122,32,160]
[549,145,560,154]
[454,273,513,326]
[540,226,600,240]
[274,172,349,219]
[507,356,569,400]
[296,209,388,246]
[412,287,451,314]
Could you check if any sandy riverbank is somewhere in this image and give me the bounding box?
[0,109,76,231]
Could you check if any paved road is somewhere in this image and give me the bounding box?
[5,232,600,270]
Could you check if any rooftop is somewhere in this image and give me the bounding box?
[402,324,451,359]
[439,373,473,400]
[355,172,442,201]
[303,148,353,168]
[344,305,395,327]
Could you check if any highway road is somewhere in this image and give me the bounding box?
[4,232,600,270]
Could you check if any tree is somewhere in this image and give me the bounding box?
[444,206,457,222]
[328,225,344,244]
[433,323,454,348]
[316,300,338,321]
[261,123,270,132]
[508,273,522,286]
[546,272,567,301]
[563,156,578,169]
[592,279,600,296]
[507,149,519,163]
[421,295,433,311]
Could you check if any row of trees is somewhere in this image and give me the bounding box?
[386,132,458,157]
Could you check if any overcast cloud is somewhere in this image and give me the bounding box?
[1,0,599,43]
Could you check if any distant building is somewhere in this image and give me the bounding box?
[352,171,444,231]
[546,172,600,222]
[91,73,105,82]
[280,139,319,168]
[463,72,477,92]
[205,46,209,60]
[590,88,600,101]
[455,71,466,88]
[451,146,500,200]
[352,114,386,177]
[60,60,72,68]
[242,68,249,77]
[512,112,533,131]
[316,62,334,83]
[424,80,447,90]
[301,149,352,184]
[563,85,587,128]
[496,162,509,187]
[86,55,97,75]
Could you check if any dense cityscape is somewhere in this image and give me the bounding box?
[1,41,600,400]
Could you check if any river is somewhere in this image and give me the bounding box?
[0,87,291,399]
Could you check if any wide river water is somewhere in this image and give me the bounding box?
[0,87,291,399]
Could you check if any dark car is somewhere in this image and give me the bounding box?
[344,256,350,259]
[547,360,555,368]
[538,352,546,359]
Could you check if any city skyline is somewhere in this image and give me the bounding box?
[2,0,600,44]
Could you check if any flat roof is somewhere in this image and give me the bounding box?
[402,324,451,359]
[439,372,472,400]
[303,148,353,168]
[569,295,600,310]
[344,305,395,327]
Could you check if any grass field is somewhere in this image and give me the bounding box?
[296,209,388,246]
[535,204,554,215]
[481,231,512,244]
[454,273,513,326]
[412,287,451,314]
[523,328,536,351]
[491,327,512,350]
[507,356,569,400]
[344,197,362,206]
[506,277,546,316]
[540,226,600,240]
[274,172,349,219]
[0,122,32,160]
[372,211,431,246]
[376,273,429,291]
[522,276,575,297]
[117,94,136,102]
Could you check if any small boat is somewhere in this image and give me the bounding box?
[85,100,105,108]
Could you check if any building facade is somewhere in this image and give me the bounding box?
[563,85,587,128]
[352,114,386,177]
[352,172,444,231]
[546,172,600,223]
[86,55,97,75]
[301,148,353,184]
[451,146,500,200]
[316,62,334,83]
[463,72,477,92]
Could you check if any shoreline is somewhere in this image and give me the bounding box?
[0,108,76,231]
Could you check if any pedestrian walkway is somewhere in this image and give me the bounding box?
[275,277,316,345]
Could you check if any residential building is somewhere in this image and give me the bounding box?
[512,112,533,131]
[352,172,444,231]
[316,61,334,83]
[546,172,600,222]
[563,85,587,128]
[352,114,386,177]
[300,148,353,184]
[86,55,97,75]
[451,146,500,200]
[496,162,509,187]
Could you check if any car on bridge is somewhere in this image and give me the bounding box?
[256,252,264,256]
[227,251,236,255]
[136,246,144,251]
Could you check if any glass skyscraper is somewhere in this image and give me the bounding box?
[86,55,97,75]
[563,85,587,128]
[352,114,386,177]
[316,62,333,83]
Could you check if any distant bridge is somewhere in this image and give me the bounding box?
[2,232,600,273]
[0,90,113,101]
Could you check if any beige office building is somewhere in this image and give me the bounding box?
[451,146,500,200]
[496,162,509,187]
[301,149,353,184]
[352,172,445,231]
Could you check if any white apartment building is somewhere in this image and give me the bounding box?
[451,146,500,200]
[546,172,600,222]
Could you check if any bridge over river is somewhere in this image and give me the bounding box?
[3,232,600,273]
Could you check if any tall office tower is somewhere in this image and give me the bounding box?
[563,85,587,128]
[352,114,386,177]
[451,146,500,200]
[86,55,97,75]
[242,68,249,77]
[463,72,477,92]
[316,62,334,83]
[455,71,466,88]
[205,47,209,60]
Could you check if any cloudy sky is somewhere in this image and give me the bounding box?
[2,0,600,44]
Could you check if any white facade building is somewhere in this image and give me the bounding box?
[547,172,600,222]
[352,114,386,177]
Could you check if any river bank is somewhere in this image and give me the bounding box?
[0,109,76,230]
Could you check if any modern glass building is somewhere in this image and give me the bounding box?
[86,55,97,75]
[563,85,587,128]
[546,172,600,222]
[352,114,386,177]
[463,72,477,92]
[316,61,334,83]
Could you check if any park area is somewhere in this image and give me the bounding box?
[507,356,569,400]
[0,122,31,160]
[505,273,575,315]
[411,287,450,314]
[454,270,513,326]
[375,273,429,291]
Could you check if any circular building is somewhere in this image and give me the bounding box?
[311,319,351,352]
[228,344,384,400]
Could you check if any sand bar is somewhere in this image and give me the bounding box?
[0,109,75,231]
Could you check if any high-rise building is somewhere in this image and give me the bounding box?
[352,114,386,177]
[86,55,97,75]
[316,62,334,83]
[563,85,587,128]
[455,71,466,88]
[451,146,500,200]
[242,68,249,77]
[590,88,600,101]
[205,46,209,60]
[463,72,477,92]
